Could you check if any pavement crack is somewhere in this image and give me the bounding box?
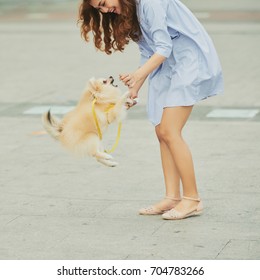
[215,239,231,259]
[151,221,166,236]
[6,215,22,225]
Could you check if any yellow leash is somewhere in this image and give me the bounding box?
[92,98,122,154]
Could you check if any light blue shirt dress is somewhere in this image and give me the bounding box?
[136,0,224,126]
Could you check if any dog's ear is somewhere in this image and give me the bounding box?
[88,77,102,93]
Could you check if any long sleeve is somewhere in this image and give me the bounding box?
[137,37,153,66]
[141,0,172,58]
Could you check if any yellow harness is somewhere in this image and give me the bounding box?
[91,98,122,154]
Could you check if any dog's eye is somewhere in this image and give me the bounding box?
[103,80,107,84]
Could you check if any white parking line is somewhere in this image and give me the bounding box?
[206,109,259,118]
[194,12,211,19]
[23,106,75,115]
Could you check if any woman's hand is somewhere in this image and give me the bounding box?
[119,70,147,109]
[119,73,139,88]
[120,53,165,88]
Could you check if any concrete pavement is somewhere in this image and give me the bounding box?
[0,0,259,260]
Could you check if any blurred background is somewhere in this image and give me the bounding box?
[0,0,76,13]
[1,0,260,108]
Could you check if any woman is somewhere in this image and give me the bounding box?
[78,0,224,220]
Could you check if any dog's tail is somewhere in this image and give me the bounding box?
[42,110,62,140]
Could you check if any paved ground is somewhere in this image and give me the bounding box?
[0,0,259,260]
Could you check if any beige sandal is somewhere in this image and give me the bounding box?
[162,196,203,220]
[139,196,181,215]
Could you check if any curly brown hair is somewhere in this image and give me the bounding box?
[78,0,142,54]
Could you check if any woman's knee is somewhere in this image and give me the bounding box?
[156,125,182,144]
[155,125,163,142]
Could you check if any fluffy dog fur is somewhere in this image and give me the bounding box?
[42,77,131,167]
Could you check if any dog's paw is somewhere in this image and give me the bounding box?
[126,97,134,105]
[96,151,114,160]
[97,158,118,167]
[125,97,138,110]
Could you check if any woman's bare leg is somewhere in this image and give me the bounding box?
[156,125,182,196]
[146,127,182,211]
[159,106,200,213]
[158,138,181,198]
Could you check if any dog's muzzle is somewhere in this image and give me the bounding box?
[108,76,118,87]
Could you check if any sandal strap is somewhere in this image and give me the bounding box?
[165,196,181,201]
[182,196,200,202]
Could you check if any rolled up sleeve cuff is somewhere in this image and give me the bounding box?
[155,46,172,58]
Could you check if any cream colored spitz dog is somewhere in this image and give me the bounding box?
[42,76,131,167]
